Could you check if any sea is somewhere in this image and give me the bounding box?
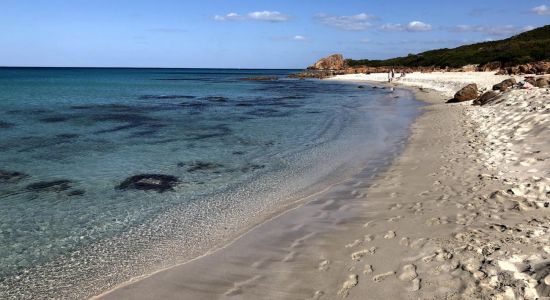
[0,68,422,298]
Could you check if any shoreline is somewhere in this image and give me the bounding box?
[98,72,549,299]
[93,85,424,299]
[0,75,421,299]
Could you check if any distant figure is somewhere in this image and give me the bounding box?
[391,69,395,80]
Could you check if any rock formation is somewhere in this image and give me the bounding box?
[308,54,347,70]
[450,84,478,102]
[117,174,179,193]
[492,79,517,92]
[473,91,501,106]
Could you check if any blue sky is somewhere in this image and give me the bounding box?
[0,0,548,68]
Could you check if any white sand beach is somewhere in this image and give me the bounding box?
[96,72,550,299]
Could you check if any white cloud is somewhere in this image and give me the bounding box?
[214,13,242,21]
[248,11,290,22]
[214,11,290,22]
[407,21,432,31]
[315,13,375,31]
[380,21,432,32]
[531,5,550,15]
[450,25,534,36]
[293,35,306,41]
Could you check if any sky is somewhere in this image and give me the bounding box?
[0,0,548,68]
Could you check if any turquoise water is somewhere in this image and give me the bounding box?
[0,68,422,298]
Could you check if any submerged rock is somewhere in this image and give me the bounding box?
[117,174,178,193]
[185,162,224,172]
[239,76,278,81]
[26,180,72,192]
[0,170,29,183]
[450,84,478,102]
[39,116,72,123]
[0,121,14,129]
[203,96,229,102]
[67,189,85,196]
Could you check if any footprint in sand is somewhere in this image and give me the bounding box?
[399,237,410,247]
[351,247,376,261]
[372,271,395,282]
[384,231,397,239]
[389,203,402,210]
[363,264,374,274]
[388,216,403,222]
[363,221,374,228]
[398,264,418,282]
[309,290,324,300]
[419,191,430,197]
[345,239,362,248]
[426,217,449,226]
[410,238,427,249]
[407,278,421,292]
[364,234,374,242]
[318,259,330,271]
[337,274,358,298]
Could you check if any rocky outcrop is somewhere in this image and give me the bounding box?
[450,84,478,102]
[117,174,179,193]
[473,91,501,106]
[492,79,517,92]
[535,77,549,88]
[525,77,537,86]
[26,180,72,192]
[308,54,347,70]
[495,62,550,75]
[477,62,502,72]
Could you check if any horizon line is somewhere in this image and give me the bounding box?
[0,65,305,70]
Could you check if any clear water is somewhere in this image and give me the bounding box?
[0,68,422,298]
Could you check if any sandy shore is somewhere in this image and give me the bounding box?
[96,72,549,299]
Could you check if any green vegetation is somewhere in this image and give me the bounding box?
[347,25,550,68]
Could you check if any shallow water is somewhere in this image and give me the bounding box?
[0,68,422,298]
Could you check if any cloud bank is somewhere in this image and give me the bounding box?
[450,25,535,36]
[380,21,432,32]
[214,11,290,22]
[531,5,550,15]
[315,13,376,31]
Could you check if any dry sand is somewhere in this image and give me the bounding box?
[95,72,550,300]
